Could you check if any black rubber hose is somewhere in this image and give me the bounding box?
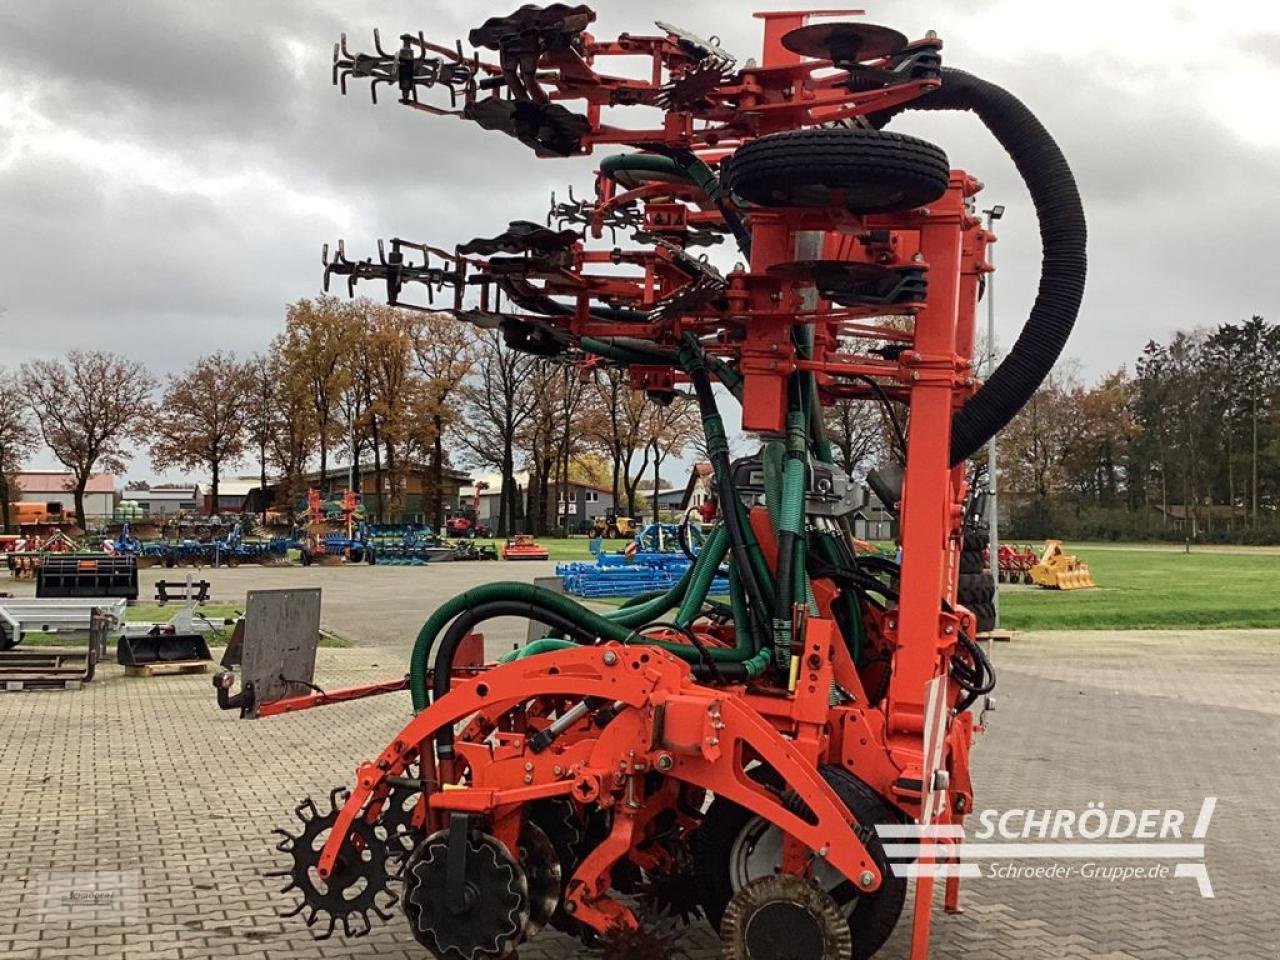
[876,67,1087,465]
[683,349,773,650]
[432,600,598,756]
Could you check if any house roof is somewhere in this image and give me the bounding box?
[127,487,201,502]
[14,471,115,495]
[209,478,256,497]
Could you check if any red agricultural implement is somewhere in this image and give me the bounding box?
[501,533,551,561]
[994,543,1038,584]
[239,8,1086,960]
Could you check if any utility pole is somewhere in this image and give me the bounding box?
[983,205,1005,626]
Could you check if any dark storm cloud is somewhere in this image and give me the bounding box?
[1,0,1277,393]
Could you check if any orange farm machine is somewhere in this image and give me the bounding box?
[255,8,1086,960]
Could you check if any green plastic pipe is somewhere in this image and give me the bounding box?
[674,525,730,626]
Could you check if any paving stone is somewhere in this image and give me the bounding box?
[0,566,1275,959]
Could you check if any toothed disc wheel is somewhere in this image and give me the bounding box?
[402,829,530,960]
[721,875,851,960]
[518,821,561,939]
[269,789,398,939]
[695,767,906,959]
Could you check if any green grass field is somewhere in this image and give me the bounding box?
[484,537,598,562]
[538,539,1280,632]
[998,547,1280,631]
[20,602,350,648]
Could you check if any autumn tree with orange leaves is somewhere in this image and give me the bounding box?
[149,352,254,514]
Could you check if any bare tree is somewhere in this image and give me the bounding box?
[583,368,654,517]
[0,369,39,532]
[20,351,156,529]
[244,352,276,516]
[457,330,538,536]
[823,397,891,481]
[645,394,700,523]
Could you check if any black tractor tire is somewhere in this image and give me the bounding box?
[957,572,993,595]
[726,127,950,213]
[967,600,997,633]
[958,550,984,574]
[695,766,906,960]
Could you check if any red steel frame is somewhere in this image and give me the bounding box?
[294,10,1002,959]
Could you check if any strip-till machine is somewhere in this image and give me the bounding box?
[249,7,1086,960]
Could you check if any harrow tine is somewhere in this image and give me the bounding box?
[304,905,319,927]
[280,899,304,919]
[295,797,319,823]
[317,914,336,940]
[329,786,351,812]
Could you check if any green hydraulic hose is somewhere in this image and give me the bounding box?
[617,588,667,610]
[674,525,730,626]
[580,336,676,366]
[409,540,754,707]
[409,584,633,709]
[499,638,579,662]
[605,561,697,629]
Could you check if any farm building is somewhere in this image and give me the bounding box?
[257,462,472,522]
[204,477,258,514]
[461,474,615,534]
[124,484,202,517]
[12,471,116,522]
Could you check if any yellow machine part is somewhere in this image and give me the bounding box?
[1029,539,1096,590]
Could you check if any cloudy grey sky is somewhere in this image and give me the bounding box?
[3,0,1278,478]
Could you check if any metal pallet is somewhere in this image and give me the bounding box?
[0,597,128,649]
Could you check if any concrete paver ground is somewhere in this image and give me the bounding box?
[1,563,1276,959]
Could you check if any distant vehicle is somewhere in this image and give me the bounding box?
[588,511,638,539]
[446,481,492,538]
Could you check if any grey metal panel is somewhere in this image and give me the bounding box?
[241,588,322,716]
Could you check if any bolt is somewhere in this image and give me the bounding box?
[602,650,618,666]
[708,737,719,747]
[524,774,533,784]
[554,765,564,776]
[564,901,577,914]
[656,753,674,771]
[524,761,534,771]
[859,870,876,888]
[817,845,829,858]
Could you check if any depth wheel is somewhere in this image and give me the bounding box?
[402,829,530,960]
[721,874,851,960]
[695,766,906,960]
[726,127,949,213]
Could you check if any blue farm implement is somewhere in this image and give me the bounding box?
[557,525,727,598]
